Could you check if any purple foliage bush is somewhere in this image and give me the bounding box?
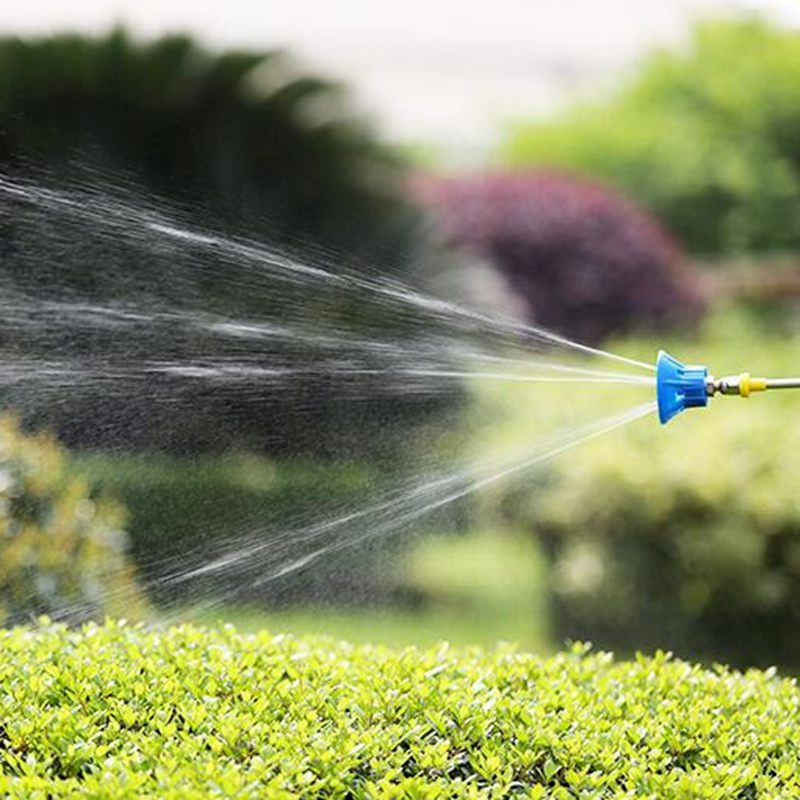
[416,171,705,344]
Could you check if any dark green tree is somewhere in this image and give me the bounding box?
[0,30,416,259]
[0,31,454,458]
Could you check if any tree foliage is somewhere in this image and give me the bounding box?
[0,29,416,257]
[503,20,800,255]
[0,31,452,458]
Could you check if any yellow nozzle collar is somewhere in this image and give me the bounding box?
[738,373,767,398]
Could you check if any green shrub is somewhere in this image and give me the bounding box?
[489,310,800,667]
[0,416,147,625]
[1,622,799,797]
[415,170,704,344]
[502,20,800,255]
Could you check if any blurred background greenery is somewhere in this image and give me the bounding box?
[2,13,800,669]
[502,19,800,256]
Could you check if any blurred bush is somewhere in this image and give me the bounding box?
[416,171,704,343]
[0,415,147,625]
[491,311,800,667]
[77,453,408,606]
[502,20,800,255]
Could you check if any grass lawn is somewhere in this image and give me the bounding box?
[182,528,552,652]
[188,602,549,652]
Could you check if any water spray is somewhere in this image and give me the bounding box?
[656,350,800,424]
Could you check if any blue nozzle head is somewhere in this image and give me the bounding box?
[656,350,708,425]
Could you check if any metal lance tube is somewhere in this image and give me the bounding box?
[765,378,800,390]
[707,373,800,398]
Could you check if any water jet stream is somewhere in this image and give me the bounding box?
[0,174,652,376]
[153,401,655,615]
[0,172,659,627]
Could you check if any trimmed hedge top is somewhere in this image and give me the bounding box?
[1,623,799,798]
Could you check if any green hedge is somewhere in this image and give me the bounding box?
[502,20,800,255]
[1,622,799,797]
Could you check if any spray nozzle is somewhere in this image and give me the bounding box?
[656,350,708,424]
[656,350,800,425]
